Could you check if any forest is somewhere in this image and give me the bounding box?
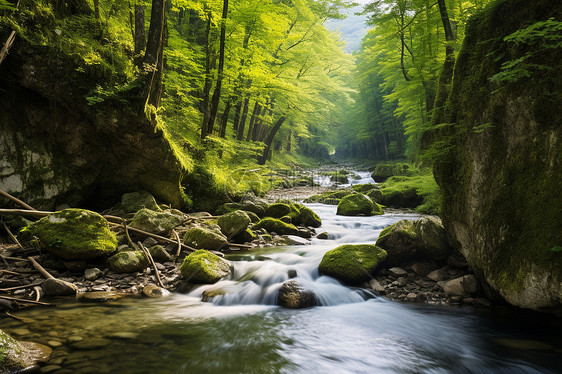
[0,0,561,373]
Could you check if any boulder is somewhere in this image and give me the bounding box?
[375,218,451,266]
[218,210,251,238]
[0,329,52,373]
[232,228,257,244]
[388,267,408,277]
[118,191,161,213]
[41,278,78,296]
[443,275,479,297]
[19,209,117,261]
[265,203,292,218]
[278,280,318,309]
[252,218,300,236]
[365,189,383,203]
[299,206,322,228]
[77,291,126,302]
[180,250,231,283]
[336,194,383,216]
[319,244,387,285]
[238,194,269,216]
[427,269,448,282]
[352,183,378,193]
[148,245,172,263]
[317,232,329,240]
[84,268,103,281]
[143,284,170,298]
[107,251,148,273]
[129,208,184,234]
[371,163,411,182]
[183,227,228,250]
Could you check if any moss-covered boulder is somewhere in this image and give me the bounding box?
[218,210,251,238]
[379,178,423,208]
[365,189,383,203]
[0,329,52,373]
[149,245,172,263]
[280,215,292,223]
[277,280,318,309]
[20,209,117,261]
[299,206,321,227]
[180,250,231,283]
[265,203,292,218]
[319,245,387,285]
[252,218,300,236]
[375,217,451,266]
[183,227,228,250]
[232,228,258,244]
[371,163,412,182]
[118,191,161,213]
[107,251,148,273]
[336,194,383,216]
[129,208,184,234]
[352,183,378,193]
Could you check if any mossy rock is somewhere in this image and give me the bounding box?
[252,218,300,236]
[183,227,228,250]
[366,189,383,203]
[319,244,387,285]
[180,250,231,283]
[107,251,148,273]
[0,329,52,373]
[299,206,322,227]
[336,194,382,216]
[149,245,172,263]
[244,211,260,223]
[118,191,161,213]
[352,183,379,193]
[265,203,292,218]
[379,183,423,208]
[232,228,257,244]
[218,210,251,238]
[20,209,117,261]
[129,208,184,234]
[280,215,292,223]
[371,163,412,182]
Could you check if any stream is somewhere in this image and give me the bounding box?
[1,182,562,373]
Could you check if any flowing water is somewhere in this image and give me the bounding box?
[1,203,562,373]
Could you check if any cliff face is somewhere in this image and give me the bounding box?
[434,0,562,311]
[0,34,187,210]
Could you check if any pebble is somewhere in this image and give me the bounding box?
[67,335,84,343]
[47,340,63,348]
[388,267,408,277]
[72,338,111,350]
[11,328,31,335]
[85,268,103,281]
[40,365,62,373]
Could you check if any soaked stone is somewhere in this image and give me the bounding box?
[71,338,111,350]
[47,340,63,347]
[39,364,62,373]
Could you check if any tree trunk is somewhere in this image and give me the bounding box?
[219,100,232,138]
[236,98,250,140]
[246,101,260,141]
[141,0,166,110]
[250,103,262,141]
[205,0,229,138]
[93,0,100,20]
[258,117,286,165]
[134,5,146,58]
[200,10,213,139]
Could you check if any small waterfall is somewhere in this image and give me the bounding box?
[188,203,420,307]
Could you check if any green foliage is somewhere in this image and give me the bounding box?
[378,169,441,214]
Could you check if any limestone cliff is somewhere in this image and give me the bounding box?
[0,13,187,210]
[434,0,562,311]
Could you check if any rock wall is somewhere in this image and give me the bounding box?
[434,0,562,312]
[0,40,187,210]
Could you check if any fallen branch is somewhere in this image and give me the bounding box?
[172,230,181,258]
[28,257,54,280]
[0,31,16,67]
[0,295,52,306]
[0,281,43,292]
[0,190,36,211]
[1,221,22,248]
[33,286,42,302]
[138,242,165,288]
[0,209,51,218]
[2,256,28,262]
[0,270,22,276]
[226,242,252,249]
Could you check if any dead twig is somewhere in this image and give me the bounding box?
[172,230,181,258]
[1,221,22,248]
[0,209,52,218]
[28,257,54,280]
[0,190,36,211]
[0,270,22,276]
[0,281,42,292]
[33,286,42,302]
[138,242,165,288]
[0,295,52,306]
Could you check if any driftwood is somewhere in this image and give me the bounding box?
[0,295,52,306]
[0,209,51,218]
[0,281,43,292]
[0,190,36,211]
[138,242,165,288]
[28,257,54,280]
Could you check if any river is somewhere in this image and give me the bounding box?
[1,192,561,373]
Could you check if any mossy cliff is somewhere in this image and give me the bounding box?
[433,0,562,311]
[0,2,189,209]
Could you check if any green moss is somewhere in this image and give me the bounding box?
[117,191,161,213]
[252,218,300,236]
[336,194,381,216]
[299,206,322,227]
[183,227,227,250]
[0,329,23,369]
[20,209,117,261]
[371,163,413,182]
[265,203,292,218]
[107,251,148,273]
[352,183,378,192]
[378,173,441,214]
[129,208,184,234]
[280,215,293,223]
[218,210,251,238]
[232,228,258,243]
[180,250,231,283]
[319,245,387,285]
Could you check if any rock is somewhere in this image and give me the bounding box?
[84,268,103,281]
[388,267,408,277]
[265,203,292,218]
[129,208,184,234]
[299,206,322,228]
[118,191,161,213]
[336,194,383,216]
[371,163,411,182]
[19,209,117,261]
[40,364,62,373]
[447,251,469,269]
[427,269,448,282]
[369,279,385,293]
[238,194,269,216]
[42,278,78,296]
[180,250,231,283]
[317,232,329,239]
[397,277,408,287]
[462,274,479,294]
[71,338,111,350]
[232,228,257,244]
[77,291,126,302]
[143,284,170,298]
[142,237,158,247]
[183,227,228,250]
[379,181,423,208]
[287,269,297,279]
[244,211,260,223]
[412,262,437,276]
[218,210,251,238]
[252,218,300,236]
[375,218,451,266]
[319,244,387,285]
[443,277,468,297]
[283,235,310,245]
[0,331,53,374]
[365,189,383,203]
[63,261,88,272]
[432,0,562,311]
[277,280,318,309]
[107,251,148,273]
[279,215,292,223]
[406,293,417,301]
[148,245,172,263]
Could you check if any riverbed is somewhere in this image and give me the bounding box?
[1,198,561,373]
